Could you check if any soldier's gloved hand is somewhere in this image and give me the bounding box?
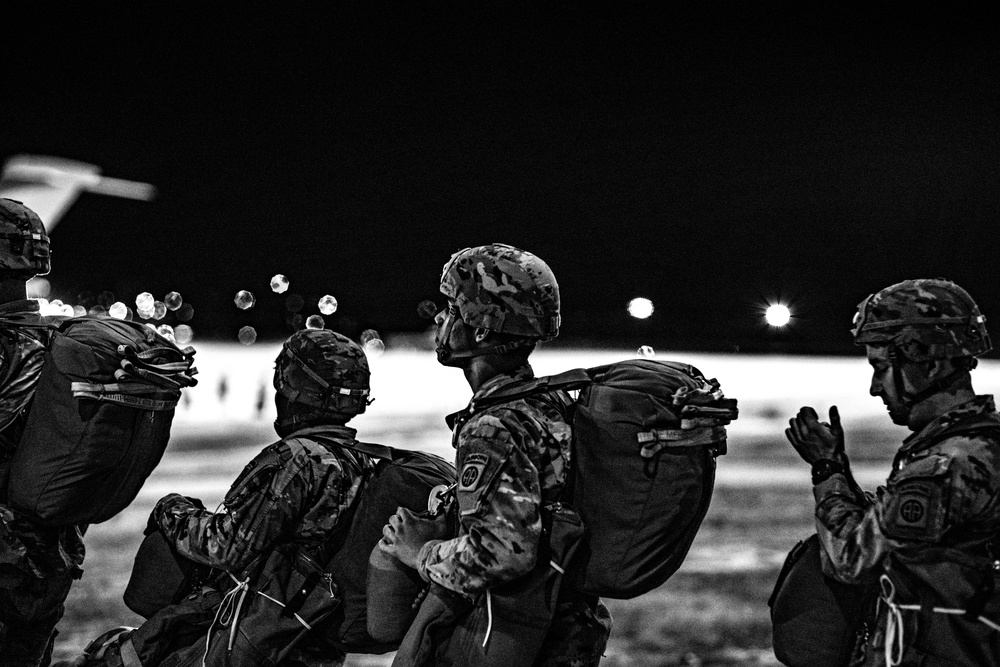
[146,495,207,535]
[785,405,845,464]
[378,506,449,569]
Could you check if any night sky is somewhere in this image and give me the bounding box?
[3,4,997,354]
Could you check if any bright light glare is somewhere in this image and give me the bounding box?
[627,297,654,319]
[765,304,791,327]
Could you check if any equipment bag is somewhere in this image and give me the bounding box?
[457,358,738,599]
[6,316,197,526]
[768,534,880,667]
[124,497,218,619]
[310,435,457,653]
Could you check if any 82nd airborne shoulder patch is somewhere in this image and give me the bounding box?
[459,453,490,491]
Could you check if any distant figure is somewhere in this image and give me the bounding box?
[786,279,1000,665]
[381,244,612,665]
[0,198,84,666]
[217,374,228,405]
[255,379,267,420]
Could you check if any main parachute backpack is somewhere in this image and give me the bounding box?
[6,316,197,525]
[462,358,738,599]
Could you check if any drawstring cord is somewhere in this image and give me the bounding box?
[482,589,493,649]
[204,573,251,666]
[881,575,905,667]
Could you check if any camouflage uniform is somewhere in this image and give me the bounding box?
[0,200,84,667]
[815,396,1000,665]
[813,279,1000,666]
[391,244,611,665]
[414,365,611,665]
[153,424,372,575]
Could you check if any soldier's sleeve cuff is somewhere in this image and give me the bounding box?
[813,472,853,503]
[416,539,444,583]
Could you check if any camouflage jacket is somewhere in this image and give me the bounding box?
[815,395,1000,583]
[154,424,373,574]
[412,365,611,663]
[415,365,573,594]
[0,300,84,579]
[815,395,1000,665]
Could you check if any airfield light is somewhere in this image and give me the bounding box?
[627,297,654,319]
[234,290,256,310]
[318,295,338,315]
[238,326,258,345]
[165,291,183,310]
[270,274,290,294]
[26,277,51,299]
[765,304,791,327]
[175,324,194,345]
[109,302,128,319]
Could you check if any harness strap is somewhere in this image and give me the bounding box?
[881,573,1000,667]
[119,636,142,667]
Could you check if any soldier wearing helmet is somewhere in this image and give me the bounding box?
[133,329,378,667]
[381,244,612,666]
[786,279,1000,665]
[0,198,85,666]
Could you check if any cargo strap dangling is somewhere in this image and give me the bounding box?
[204,573,251,667]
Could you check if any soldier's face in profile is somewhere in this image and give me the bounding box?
[435,302,472,366]
[866,345,909,426]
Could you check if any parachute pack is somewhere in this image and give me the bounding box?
[457,358,738,599]
[5,316,197,526]
[314,436,456,653]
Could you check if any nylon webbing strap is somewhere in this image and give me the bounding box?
[71,382,178,411]
[119,636,142,667]
[638,426,727,458]
[470,368,593,412]
[285,426,398,461]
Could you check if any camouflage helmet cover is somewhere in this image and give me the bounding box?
[0,198,50,278]
[852,278,991,361]
[274,329,371,417]
[439,243,560,339]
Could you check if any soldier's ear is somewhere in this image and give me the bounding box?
[474,327,491,343]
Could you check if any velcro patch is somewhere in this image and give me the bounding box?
[459,453,490,491]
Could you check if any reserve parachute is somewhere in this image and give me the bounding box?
[453,358,738,598]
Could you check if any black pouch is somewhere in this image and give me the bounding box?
[124,528,215,619]
[769,534,879,667]
[392,503,585,667]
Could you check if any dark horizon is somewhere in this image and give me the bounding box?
[3,4,997,355]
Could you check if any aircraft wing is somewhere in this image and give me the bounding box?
[0,154,156,232]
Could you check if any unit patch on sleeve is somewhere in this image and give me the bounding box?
[459,453,490,491]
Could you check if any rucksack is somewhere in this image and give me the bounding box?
[6,316,197,526]
[308,437,456,653]
[457,358,738,599]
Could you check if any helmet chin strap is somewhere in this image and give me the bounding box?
[436,318,532,362]
[890,345,970,410]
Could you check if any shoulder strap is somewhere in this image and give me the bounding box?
[468,368,592,414]
[929,416,1000,447]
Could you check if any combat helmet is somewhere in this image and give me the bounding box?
[0,198,50,278]
[274,329,372,426]
[439,243,560,339]
[852,278,991,362]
